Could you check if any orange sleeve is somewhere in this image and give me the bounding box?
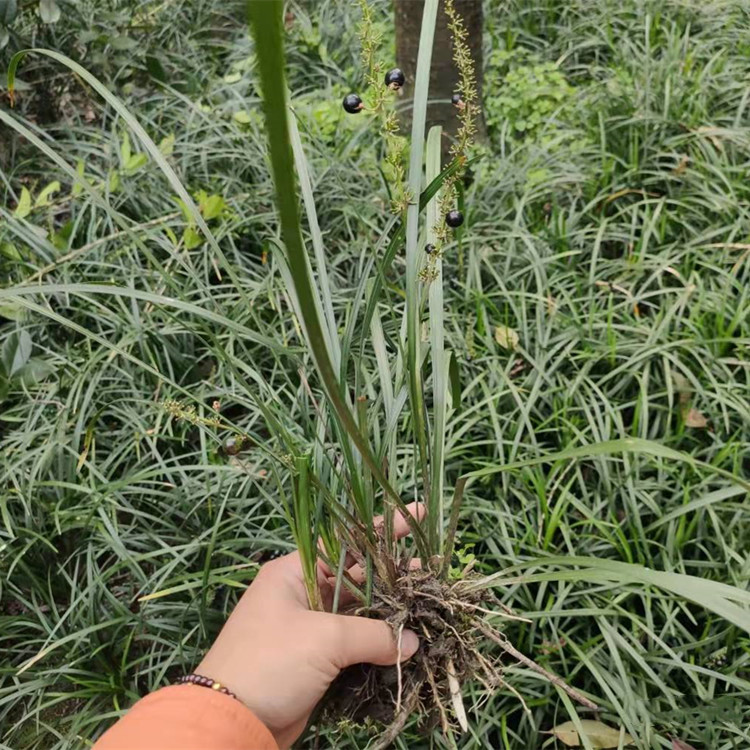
[92,685,279,750]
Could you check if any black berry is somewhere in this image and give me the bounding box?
[446,210,464,228]
[451,93,463,107]
[384,67,406,90]
[343,94,364,114]
[425,243,435,254]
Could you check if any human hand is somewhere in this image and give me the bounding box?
[196,504,422,749]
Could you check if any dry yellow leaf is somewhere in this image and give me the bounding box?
[547,720,634,748]
[683,407,708,428]
[494,325,519,350]
[672,153,690,175]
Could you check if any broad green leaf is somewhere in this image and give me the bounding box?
[38,0,60,24]
[163,225,178,246]
[547,720,633,748]
[183,226,203,249]
[233,110,252,124]
[0,242,21,260]
[0,27,9,50]
[1,329,31,377]
[14,357,55,386]
[13,186,31,218]
[173,197,191,223]
[146,55,167,82]
[108,169,120,192]
[71,159,86,196]
[0,0,18,26]
[0,301,25,321]
[109,35,137,51]
[125,153,148,173]
[121,131,132,163]
[34,179,61,207]
[201,194,226,220]
[51,219,74,251]
[159,133,175,156]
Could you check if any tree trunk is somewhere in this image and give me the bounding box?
[394,0,485,155]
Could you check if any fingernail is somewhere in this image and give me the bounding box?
[400,629,419,660]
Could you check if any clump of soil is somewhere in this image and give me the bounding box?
[322,555,595,749]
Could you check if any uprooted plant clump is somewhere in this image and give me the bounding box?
[248,0,598,745]
[322,550,597,748]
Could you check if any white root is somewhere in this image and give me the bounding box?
[395,623,405,713]
[446,658,469,733]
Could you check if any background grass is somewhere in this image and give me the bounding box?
[1,0,749,748]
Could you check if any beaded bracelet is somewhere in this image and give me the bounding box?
[176,673,237,700]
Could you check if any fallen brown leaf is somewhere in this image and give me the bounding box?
[672,154,690,175]
[683,406,708,428]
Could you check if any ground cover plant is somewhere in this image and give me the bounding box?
[1,1,749,748]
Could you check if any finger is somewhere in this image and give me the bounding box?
[373,501,425,540]
[346,556,422,586]
[316,545,357,579]
[318,502,425,577]
[324,574,366,610]
[327,583,359,610]
[252,553,311,609]
[323,613,420,669]
[275,501,426,609]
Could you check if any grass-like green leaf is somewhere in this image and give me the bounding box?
[403,0,439,509]
[425,125,448,550]
[475,556,750,635]
[246,0,426,554]
[465,437,750,493]
[7,48,249,305]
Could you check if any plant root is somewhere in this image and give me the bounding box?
[320,555,597,747]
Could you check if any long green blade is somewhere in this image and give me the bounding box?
[288,111,340,369]
[472,556,750,635]
[404,0,439,530]
[247,0,426,553]
[425,125,447,551]
[464,437,750,493]
[0,283,281,351]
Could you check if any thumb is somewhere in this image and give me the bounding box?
[328,615,420,669]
